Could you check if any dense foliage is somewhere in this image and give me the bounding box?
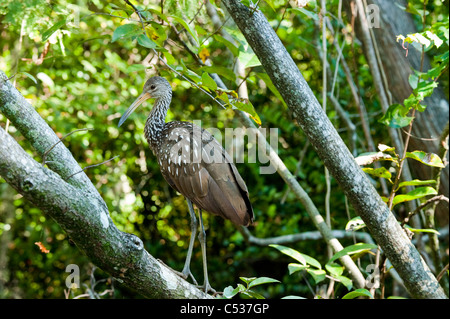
[0,0,448,299]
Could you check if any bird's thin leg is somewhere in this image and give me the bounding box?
[180,198,198,285]
[197,209,216,294]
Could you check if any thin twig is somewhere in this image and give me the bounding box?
[436,263,449,282]
[402,195,449,226]
[123,0,228,110]
[42,128,94,166]
[65,155,119,181]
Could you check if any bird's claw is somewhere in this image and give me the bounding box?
[197,281,216,295]
[157,259,199,285]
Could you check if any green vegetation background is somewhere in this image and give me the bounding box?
[0,0,448,298]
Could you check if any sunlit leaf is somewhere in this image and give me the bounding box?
[306,268,326,284]
[269,244,306,266]
[392,187,438,207]
[328,243,378,264]
[112,23,142,42]
[170,15,199,46]
[405,151,445,168]
[332,274,353,290]
[404,225,440,235]
[127,64,147,72]
[19,71,37,84]
[42,18,67,42]
[137,34,157,49]
[233,99,261,125]
[238,49,261,68]
[289,7,319,20]
[345,216,366,231]
[201,72,217,91]
[342,288,373,299]
[378,103,414,128]
[396,179,436,191]
[288,263,308,275]
[247,277,280,288]
[362,167,392,181]
[270,244,322,269]
[325,262,344,276]
[213,34,239,57]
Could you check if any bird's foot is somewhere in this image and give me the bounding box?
[180,269,199,286]
[156,259,198,285]
[197,281,216,295]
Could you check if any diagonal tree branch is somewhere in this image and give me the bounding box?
[221,0,446,299]
[0,71,210,299]
[0,71,100,198]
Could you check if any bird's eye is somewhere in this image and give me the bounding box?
[150,85,156,90]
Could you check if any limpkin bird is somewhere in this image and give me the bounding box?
[118,76,254,292]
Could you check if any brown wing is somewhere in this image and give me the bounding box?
[157,122,254,226]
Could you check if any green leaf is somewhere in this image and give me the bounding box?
[269,244,306,266]
[362,167,392,181]
[264,0,276,11]
[345,216,366,231]
[396,179,436,191]
[223,284,245,299]
[289,7,319,20]
[378,103,414,128]
[342,288,373,299]
[213,34,239,57]
[242,290,265,299]
[270,244,323,269]
[306,268,326,284]
[170,15,199,46]
[335,274,353,290]
[233,99,261,126]
[392,187,438,207]
[127,64,147,72]
[19,71,37,84]
[404,225,440,235]
[256,72,287,108]
[288,263,308,275]
[112,24,142,42]
[200,66,236,82]
[328,243,378,264]
[42,18,67,42]
[201,72,217,91]
[247,277,280,288]
[408,73,419,90]
[415,80,438,101]
[325,263,344,276]
[137,34,157,49]
[238,49,261,68]
[405,151,445,168]
[239,276,256,285]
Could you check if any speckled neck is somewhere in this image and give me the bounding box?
[144,92,172,152]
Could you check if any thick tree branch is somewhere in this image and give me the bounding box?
[0,72,210,299]
[204,0,366,289]
[221,0,446,299]
[0,72,100,198]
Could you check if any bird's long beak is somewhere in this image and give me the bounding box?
[118,92,152,127]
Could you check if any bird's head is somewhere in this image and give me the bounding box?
[118,76,172,127]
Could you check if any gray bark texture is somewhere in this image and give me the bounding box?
[222,0,446,298]
[0,70,210,299]
[345,0,449,220]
